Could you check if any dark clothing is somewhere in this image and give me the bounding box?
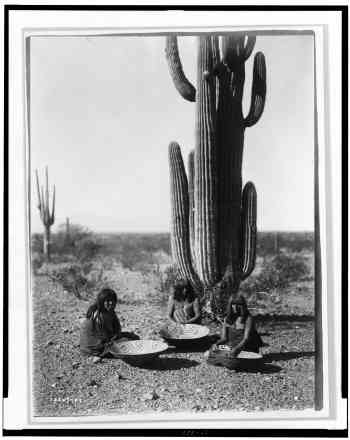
[226,327,264,353]
[80,311,138,356]
[206,318,264,369]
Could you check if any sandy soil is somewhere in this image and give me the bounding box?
[32,275,315,417]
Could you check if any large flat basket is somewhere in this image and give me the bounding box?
[109,340,169,365]
[160,323,209,345]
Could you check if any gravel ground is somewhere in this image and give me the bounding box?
[32,276,315,417]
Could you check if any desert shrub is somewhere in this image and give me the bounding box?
[102,233,171,257]
[118,246,154,273]
[31,223,103,273]
[159,264,182,293]
[38,262,87,298]
[256,231,314,256]
[53,223,103,262]
[38,259,106,299]
[241,252,310,295]
[31,233,44,255]
[31,251,45,275]
[271,253,310,283]
[73,236,103,262]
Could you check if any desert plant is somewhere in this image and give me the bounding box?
[31,233,44,255]
[38,260,106,299]
[270,253,310,285]
[31,251,45,275]
[38,262,87,299]
[53,223,102,262]
[274,231,280,254]
[64,217,71,247]
[35,167,55,261]
[241,252,310,295]
[159,264,182,294]
[166,33,266,318]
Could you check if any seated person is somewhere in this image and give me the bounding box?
[167,281,201,324]
[207,294,264,367]
[80,288,138,359]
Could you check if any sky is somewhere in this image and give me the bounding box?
[30,33,314,234]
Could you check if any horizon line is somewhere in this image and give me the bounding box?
[31,229,315,234]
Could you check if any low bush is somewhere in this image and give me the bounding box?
[37,260,106,299]
[158,264,182,294]
[241,252,310,295]
[31,251,45,275]
[32,223,103,270]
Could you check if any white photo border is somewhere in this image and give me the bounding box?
[3,6,346,432]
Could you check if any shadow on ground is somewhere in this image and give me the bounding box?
[234,362,282,374]
[263,351,315,362]
[125,356,200,370]
[164,335,220,354]
[236,350,315,374]
[255,314,314,323]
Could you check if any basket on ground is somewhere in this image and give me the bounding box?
[238,351,263,360]
[207,346,263,370]
[109,340,169,365]
[160,323,209,346]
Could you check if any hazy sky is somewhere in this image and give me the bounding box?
[30,33,314,233]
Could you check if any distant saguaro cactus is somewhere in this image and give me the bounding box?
[274,231,280,254]
[35,167,55,261]
[166,33,266,318]
[64,217,71,247]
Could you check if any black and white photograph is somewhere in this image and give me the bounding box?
[3,5,346,433]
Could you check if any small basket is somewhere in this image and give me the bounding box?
[109,340,169,366]
[238,351,263,360]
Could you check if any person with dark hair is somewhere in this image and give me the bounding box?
[80,288,138,360]
[206,294,265,368]
[167,281,201,324]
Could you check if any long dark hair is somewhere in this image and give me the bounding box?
[173,281,196,302]
[86,288,118,330]
[225,294,249,324]
[183,282,196,302]
[172,281,186,302]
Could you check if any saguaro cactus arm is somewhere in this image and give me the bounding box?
[221,34,256,67]
[211,35,221,66]
[169,142,201,290]
[240,181,257,280]
[244,52,266,127]
[242,35,257,61]
[35,167,56,227]
[35,167,56,261]
[35,169,43,213]
[187,149,195,260]
[50,185,56,225]
[165,36,196,102]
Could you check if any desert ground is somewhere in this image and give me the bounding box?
[32,232,315,417]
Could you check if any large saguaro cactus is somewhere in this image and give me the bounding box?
[166,33,266,318]
[35,167,55,261]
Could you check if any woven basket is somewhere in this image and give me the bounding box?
[238,351,263,360]
[160,323,209,346]
[109,340,169,365]
[215,346,262,358]
[207,346,263,370]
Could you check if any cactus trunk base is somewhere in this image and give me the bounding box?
[43,226,51,262]
[201,278,240,322]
